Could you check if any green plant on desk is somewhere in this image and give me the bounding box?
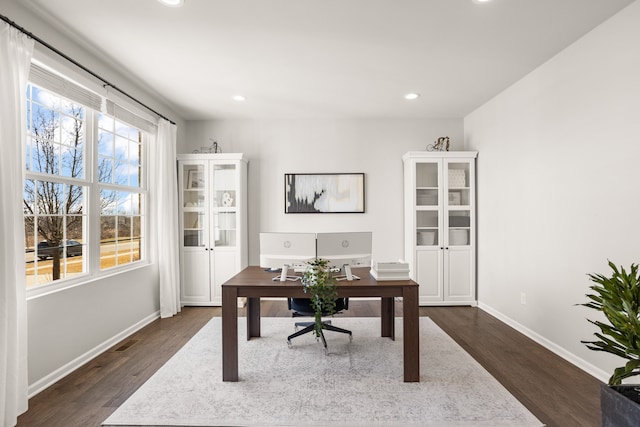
[302,258,338,336]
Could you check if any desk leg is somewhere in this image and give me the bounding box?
[246,297,261,340]
[381,297,395,340]
[403,286,420,382]
[222,286,238,382]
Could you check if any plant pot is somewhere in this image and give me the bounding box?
[601,383,640,427]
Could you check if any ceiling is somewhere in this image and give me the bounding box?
[17,0,635,121]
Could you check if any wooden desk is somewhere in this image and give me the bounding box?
[221,266,420,382]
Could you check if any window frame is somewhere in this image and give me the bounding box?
[25,79,150,298]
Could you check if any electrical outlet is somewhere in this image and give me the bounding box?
[520,292,527,305]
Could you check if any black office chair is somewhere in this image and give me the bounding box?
[286,297,352,354]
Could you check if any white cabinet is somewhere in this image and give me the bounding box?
[403,151,477,306]
[177,153,248,305]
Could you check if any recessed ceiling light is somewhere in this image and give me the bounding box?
[404,93,420,100]
[472,0,492,4]
[232,95,246,102]
[158,0,184,7]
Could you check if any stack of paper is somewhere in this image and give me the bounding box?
[370,261,410,281]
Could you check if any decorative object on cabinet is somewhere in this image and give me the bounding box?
[448,169,466,187]
[284,173,365,213]
[448,192,461,205]
[580,261,640,427]
[403,151,477,306]
[193,138,222,154]
[427,136,450,152]
[417,231,436,246]
[178,153,248,306]
[222,192,233,207]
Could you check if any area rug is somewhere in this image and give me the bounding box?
[103,317,543,427]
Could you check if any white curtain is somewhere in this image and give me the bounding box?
[0,24,34,427]
[150,119,181,318]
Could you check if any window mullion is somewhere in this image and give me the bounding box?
[87,110,101,274]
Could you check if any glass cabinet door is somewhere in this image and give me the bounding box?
[212,164,237,247]
[446,162,471,246]
[181,163,207,248]
[415,162,440,247]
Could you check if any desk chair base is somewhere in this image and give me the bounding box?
[287,320,352,355]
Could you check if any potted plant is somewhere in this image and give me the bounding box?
[301,258,339,336]
[580,261,640,427]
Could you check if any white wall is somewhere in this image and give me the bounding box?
[3,0,186,393]
[27,266,159,395]
[185,119,464,265]
[464,1,640,382]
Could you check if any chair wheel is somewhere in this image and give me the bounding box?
[349,334,353,342]
[287,339,292,349]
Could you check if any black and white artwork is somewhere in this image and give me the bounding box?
[285,173,365,213]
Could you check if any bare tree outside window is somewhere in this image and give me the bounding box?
[24,88,87,282]
[24,85,127,286]
[24,83,145,288]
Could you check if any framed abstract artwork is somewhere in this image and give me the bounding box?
[285,173,365,213]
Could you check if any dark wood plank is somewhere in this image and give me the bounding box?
[17,303,602,427]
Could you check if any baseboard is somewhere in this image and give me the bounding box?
[28,310,161,398]
[420,300,478,307]
[477,302,610,384]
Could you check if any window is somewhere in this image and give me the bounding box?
[24,75,148,290]
[97,115,144,270]
[24,84,88,287]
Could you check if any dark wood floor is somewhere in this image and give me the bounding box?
[17,301,602,427]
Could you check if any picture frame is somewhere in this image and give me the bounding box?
[187,169,204,189]
[285,173,365,213]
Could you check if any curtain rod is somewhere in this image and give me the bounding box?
[1,13,176,125]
